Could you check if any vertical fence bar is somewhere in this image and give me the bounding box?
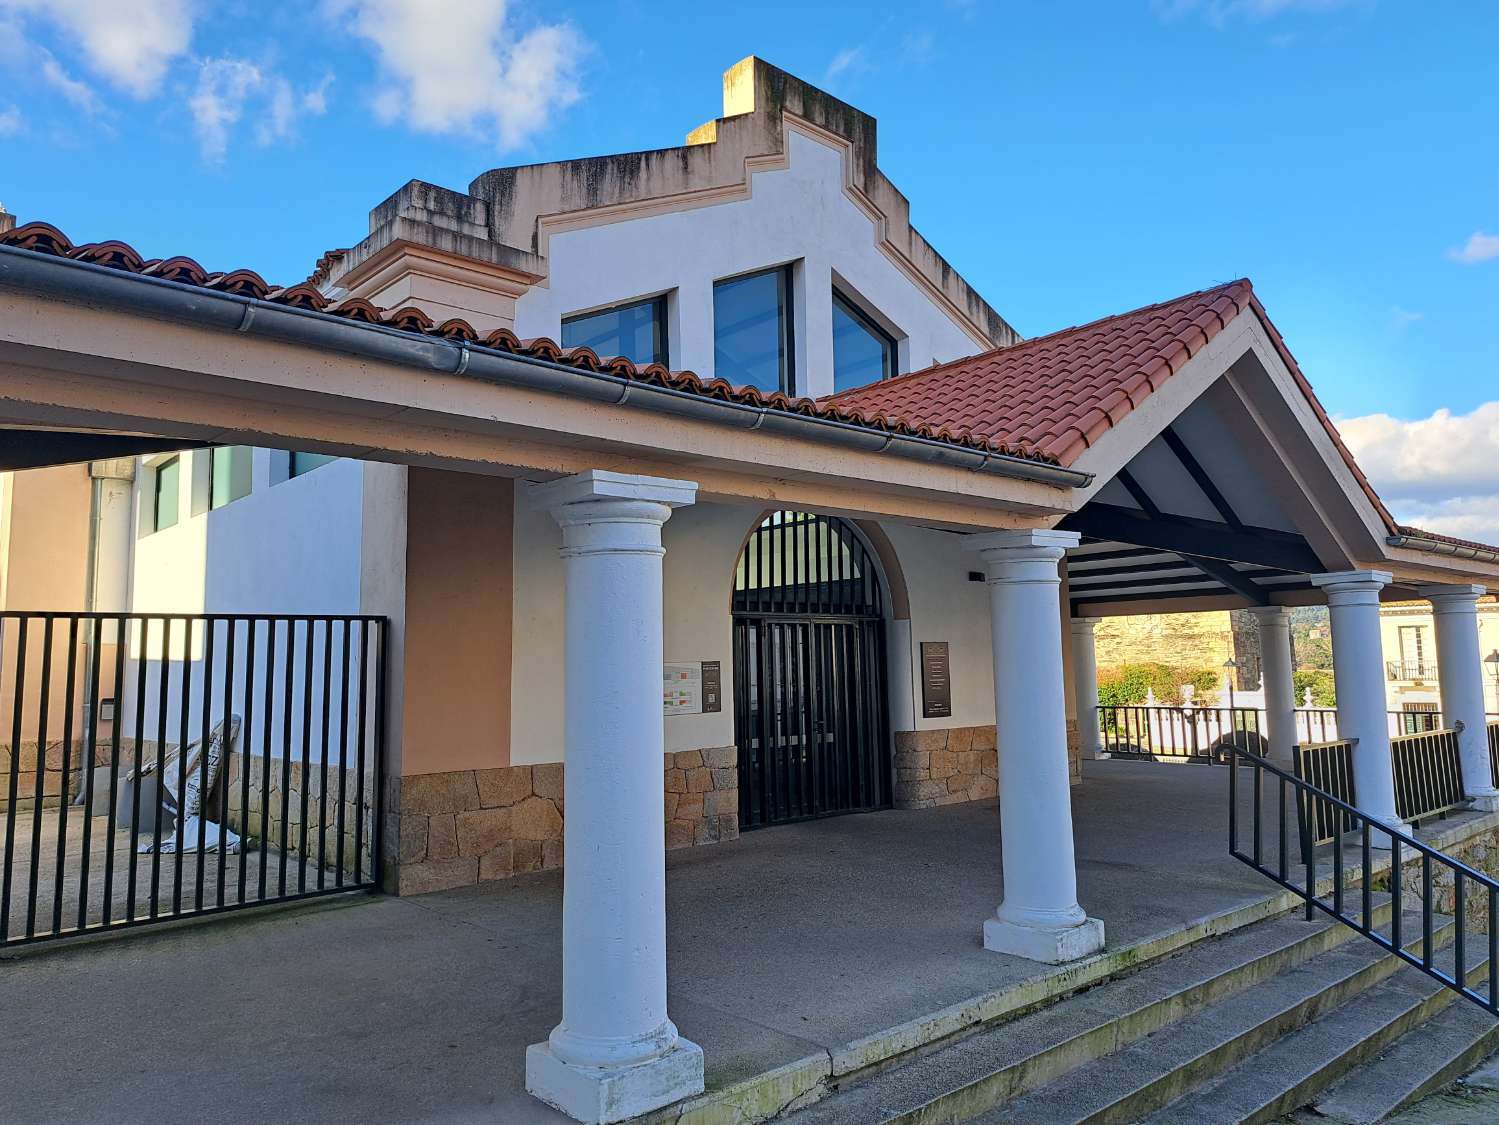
[1392,837,1403,951]
[150,618,170,919]
[1455,874,1467,989]
[216,616,235,908]
[298,619,313,892]
[24,617,54,938]
[334,620,350,887]
[317,618,332,890]
[100,616,126,925]
[1422,852,1434,968]
[126,618,148,922]
[238,618,257,904]
[51,616,79,934]
[370,619,388,891]
[279,618,294,896]
[76,618,103,931]
[171,616,192,914]
[353,620,370,885]
[260,618,276,900]
[2,618,27,941]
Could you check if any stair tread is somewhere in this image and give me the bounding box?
[781,910,1357,1124]
[1306,1000,1499,1124]
[971,916,1456,1125]
[1142,936,1489,1125]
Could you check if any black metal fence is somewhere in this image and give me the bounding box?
[1,612,385,948]
[1293,738,1357,845]
[1490,721,1499,790]
[1100,705,1263,761]
[1230,745,1499,1019]
[1391,726,1467,826]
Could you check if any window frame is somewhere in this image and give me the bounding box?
[152,455,180,533]
[560,293,669,367]
[831,287,898,391]
[712,263,796,396]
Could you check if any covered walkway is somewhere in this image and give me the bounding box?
[3,759,1467,1125]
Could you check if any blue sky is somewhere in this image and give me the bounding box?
[1,1,1496,535]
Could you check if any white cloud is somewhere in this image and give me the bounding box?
[0,104,21,136]
[1339,402,1499,545]
[1448,231,1499,265]
[823,46,866,84]
[332,0,582,148]
[189,57,261,162]
[1154,0,1360,22]
[1389,305,1423,328]
[1,0,194,97]
[189,57,330,162]
[38,51,103,113]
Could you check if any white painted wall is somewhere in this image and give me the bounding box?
[123,449,369,759]
[886,524,998,730]
[514,128,984,395]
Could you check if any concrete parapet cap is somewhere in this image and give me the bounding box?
[527,470,698,513]
[963,528,1081,555]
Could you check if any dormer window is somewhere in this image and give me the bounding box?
[832,289,896,392]
[562,295,668,367]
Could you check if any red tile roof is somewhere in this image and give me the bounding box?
[832,278,1401,534]
[0,221,1057,469]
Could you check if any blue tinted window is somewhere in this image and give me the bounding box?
[561,296,667,366]
[714,266,793,394]
[153,457,179,532]
[289,451,337,478]
[832,291,896,392]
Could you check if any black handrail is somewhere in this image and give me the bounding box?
[1229,745,1499,1017]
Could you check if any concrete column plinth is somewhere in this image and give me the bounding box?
[967,529,1104,965]
[525,470,704,1124]
[1417,583,1499,810]
[1311,570,1410,837]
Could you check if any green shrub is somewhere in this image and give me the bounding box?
[1294,669,1336,707]
[1097,662,1222,708]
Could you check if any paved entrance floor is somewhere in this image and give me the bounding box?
[0,761,1379,1124]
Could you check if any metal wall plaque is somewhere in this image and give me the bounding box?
[920,641,952,719]
[701,660,722,714]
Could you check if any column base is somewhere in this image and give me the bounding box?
[526,1038,704,1124]
[1467,791,1499,813]
[983,914,1105,963]
[1362,817,1414,848]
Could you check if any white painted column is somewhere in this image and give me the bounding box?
[1310,571,1408,834]
[1070,617,1105,760]
[1417,583,1499,811]
[526,470,704,1124]
[967,529,1105,964]
[1250,606,1297,766]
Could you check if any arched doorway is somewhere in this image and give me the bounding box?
[731,511,890,829]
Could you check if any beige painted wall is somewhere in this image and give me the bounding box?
[398,468,514,775]
[0,465,93,743]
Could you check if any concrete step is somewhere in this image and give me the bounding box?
[1288,987,1499,1123]
[779,903,1392,1125]
[1142,930,1491,1125]
[968,913,1455,1125]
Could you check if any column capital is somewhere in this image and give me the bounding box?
[1248,605,1291,626]
[528,469,697,513]
[964,527,1080,564]
[1070,616,1102,632]
[1310,569,1392,605]
[1415,582,1488,610]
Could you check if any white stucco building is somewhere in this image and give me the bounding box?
[5,56,1499,1125]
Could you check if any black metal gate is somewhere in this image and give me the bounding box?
[1,612,385,948]
[732,513,889,829]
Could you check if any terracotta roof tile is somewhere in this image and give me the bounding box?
[831,278,1401,533]
[0,221,1058,470]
